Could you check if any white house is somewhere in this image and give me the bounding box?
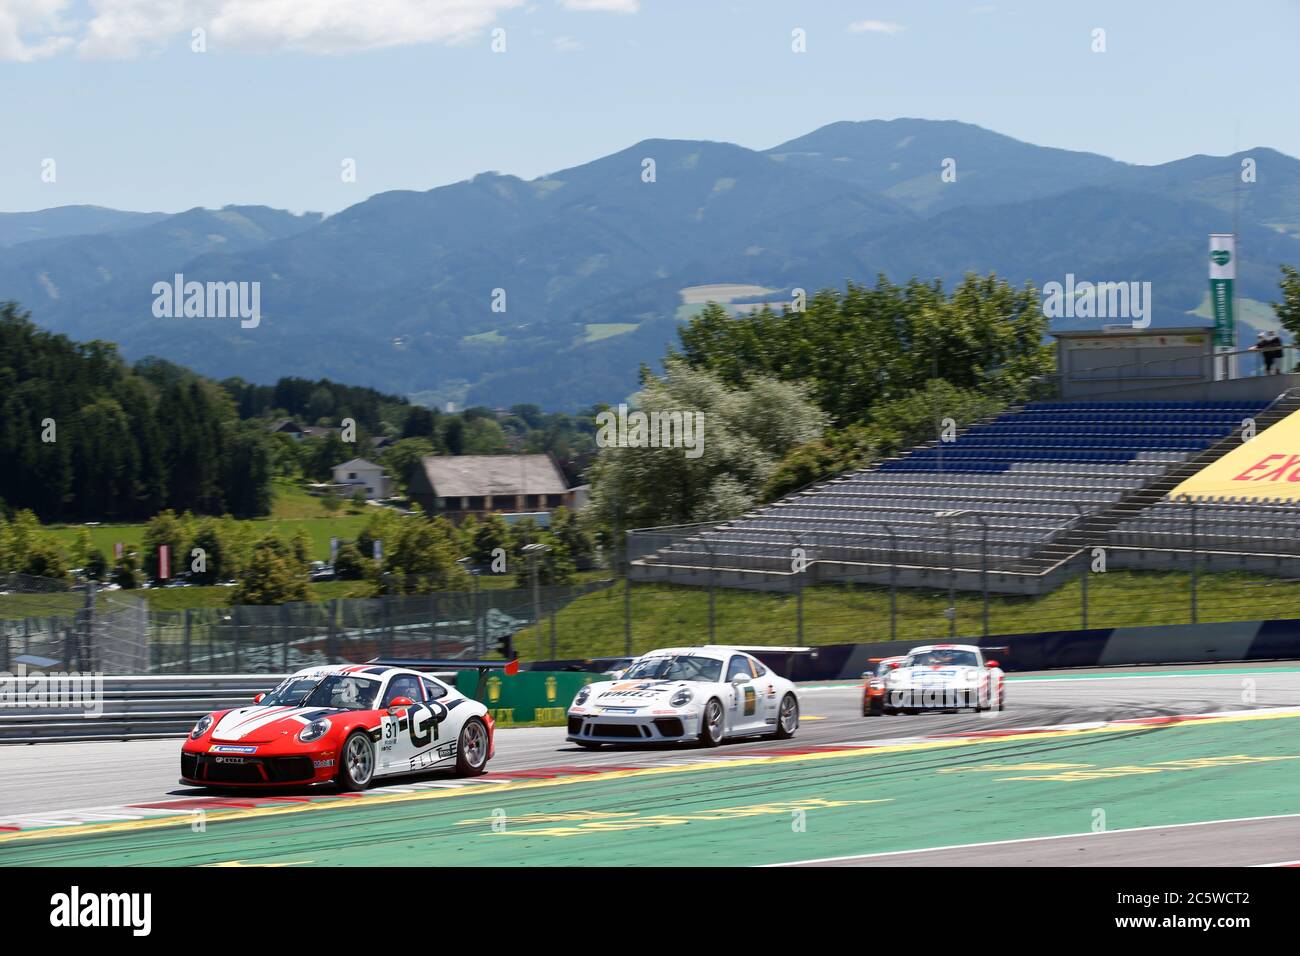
[331,458,390,500]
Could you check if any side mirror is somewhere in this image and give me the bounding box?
[731,674,750,685]
[388,696,414,712]
[985,660,999,669]
[253,693,265,704]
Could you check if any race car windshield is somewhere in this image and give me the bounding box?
[908,650,980,667]
[623,655,723,683]
[262,674,381,710]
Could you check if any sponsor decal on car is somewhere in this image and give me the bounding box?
[209,744,258,754]
[313,759,335,769]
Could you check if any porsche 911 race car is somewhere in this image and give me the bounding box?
[879,644,1006,714]
[181,658,515,790]
[566,645,802,747]
[862,655,908,716]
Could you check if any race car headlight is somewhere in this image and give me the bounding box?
[669,688,693,707]
[297,718,331,744]
[190,714,213,739]
[574,687,591,706]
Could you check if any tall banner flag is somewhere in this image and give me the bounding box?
[1209,233,1236,348]
[158,544,170,580]
[373,539,382,562]
[330,537,339,563]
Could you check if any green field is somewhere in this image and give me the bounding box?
[43,479,369,564]
[581,322,639,343]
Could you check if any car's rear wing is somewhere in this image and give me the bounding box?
[367,657,519,702]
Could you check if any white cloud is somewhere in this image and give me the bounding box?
[552,34,584,52]
[847,20,904,35]
[1,0,529,60]
[0,0,77,62]
[560,0,638,12]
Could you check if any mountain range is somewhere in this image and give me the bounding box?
[3,118,1298,411]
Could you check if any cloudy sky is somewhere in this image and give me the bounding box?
[2,0,1297,213]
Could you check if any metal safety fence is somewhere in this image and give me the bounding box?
[5,536,1300,674]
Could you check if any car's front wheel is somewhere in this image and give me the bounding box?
[337,731,375,791]
[455,717,490,776]
[698,698,724,747]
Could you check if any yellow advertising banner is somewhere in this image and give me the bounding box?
[1170,408,1300,500]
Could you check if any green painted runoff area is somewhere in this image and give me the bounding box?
[3,713,1297,866]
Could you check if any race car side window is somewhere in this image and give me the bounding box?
[422,677,449,700]
[383,674,424,706]
[749,657,768,677]
[726,655,754,681]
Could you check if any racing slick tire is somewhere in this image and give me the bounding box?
[994,685,1006,711]
[864,698,883,717]
[337,730,376,791]
[772,693,799,739]
[698,698,725,747]
[454,717,490,776]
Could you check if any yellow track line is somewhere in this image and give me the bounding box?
[3,707,1296,847]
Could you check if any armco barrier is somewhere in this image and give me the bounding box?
[529,617,1300,681]
[0,674,285,744]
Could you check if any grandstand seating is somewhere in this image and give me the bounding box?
[633,399,1275,587]
[1109,498,1300,556]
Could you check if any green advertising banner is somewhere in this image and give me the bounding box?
[455,669,598,727]
[1209,234,1236,348]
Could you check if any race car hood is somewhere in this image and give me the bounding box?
[891,666,983,685]
[209,705,341,743]
[586,679,691,708]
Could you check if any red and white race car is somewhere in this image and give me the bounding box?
[181,658,515,790]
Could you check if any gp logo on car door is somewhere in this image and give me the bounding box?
[407,701,447,748]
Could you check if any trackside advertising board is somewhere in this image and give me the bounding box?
[1170,407,1300,499]
[454,670,597,727]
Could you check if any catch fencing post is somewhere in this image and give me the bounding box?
[232,605,242,672]
[548,559,559,660]
[624,530,634,658]
[327,598,338,660]
[1185,494,1199,624]
[281,603,290,672]
[867,522,898,642]
[429,592,439,658]
[791,531,805,647]
[702,536,717,643]
[972,514,990,638]
[1072,504,1090,630]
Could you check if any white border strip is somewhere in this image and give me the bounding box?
[763,812,1300,867]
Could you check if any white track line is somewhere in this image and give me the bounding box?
[762,812,1300,867]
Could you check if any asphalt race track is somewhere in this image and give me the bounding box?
[3,662,1299,866]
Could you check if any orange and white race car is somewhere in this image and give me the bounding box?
[862,655,908,716]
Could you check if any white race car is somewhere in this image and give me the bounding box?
[881,644,1006,714]
[566,645,801,747]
